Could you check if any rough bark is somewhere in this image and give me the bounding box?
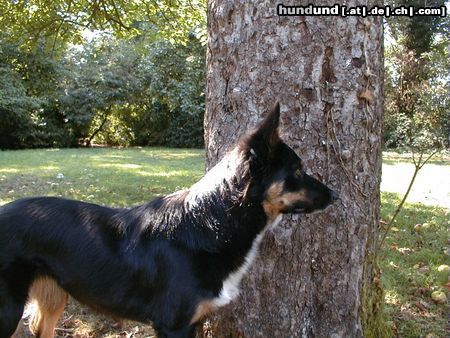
[202,0,385,337]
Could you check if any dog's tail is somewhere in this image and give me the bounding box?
[28,277,68,338]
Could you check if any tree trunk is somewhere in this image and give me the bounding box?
[202,1,385,337]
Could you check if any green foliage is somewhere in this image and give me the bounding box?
[138,37,205,147]
[386,0,448,57]
[0,31,205,149]
[0,66,36,148]
[60,38,144,144]
[0,0,206,50]
[0,39,78,148]
[384,45,449,151]
[163,107,204,148]
[91,36,205,147]
[0,1,206,149]
[384,7,449,152]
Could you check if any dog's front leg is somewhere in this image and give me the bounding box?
[156,324,196,338]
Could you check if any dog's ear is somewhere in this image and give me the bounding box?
[247,102,281,157]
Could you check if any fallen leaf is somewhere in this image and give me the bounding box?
[431,291,447,304]
[398,247,413,255]
[418,266,430,274]
[444,282,450,292]
[389,261,398,269]
[414,287,430,296]
[414,301,427,312]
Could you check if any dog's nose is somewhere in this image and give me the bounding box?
[330,190,339,203]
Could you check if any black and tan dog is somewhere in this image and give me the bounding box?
[0,103,338,338]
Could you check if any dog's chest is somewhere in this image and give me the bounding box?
[213,216,282,307]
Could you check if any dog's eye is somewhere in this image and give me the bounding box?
[294,168,303,178]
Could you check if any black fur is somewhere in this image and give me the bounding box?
[0,103,337,338]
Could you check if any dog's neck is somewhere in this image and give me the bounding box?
[184,148,247,208]
[134,148,269,253]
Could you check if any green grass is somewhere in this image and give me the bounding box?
[1,148,448,337]
[0,147,205,207]
[380,192,449,338]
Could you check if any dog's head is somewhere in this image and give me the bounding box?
[245,103,338,219]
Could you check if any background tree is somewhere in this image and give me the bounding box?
[201,0,386,337]
[384,0,449,150]
[0,56,40,148]
[379,0,449,252]
[0,39,64,148]
[386,0,447,57]
[134,36,205,148]
[59,37,144,145]
[0,1,207,149]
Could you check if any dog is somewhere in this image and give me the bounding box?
[0,103,338,338]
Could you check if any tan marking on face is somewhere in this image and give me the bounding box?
[262,200,285,221]
[262,182,284,221]
[190,299,216,324]
[263,181,309,220]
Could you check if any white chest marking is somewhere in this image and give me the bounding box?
[213,215,282,307]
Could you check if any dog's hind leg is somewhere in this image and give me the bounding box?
[0,296,26,338]
[28,277,68,338]
[0,275,29,338]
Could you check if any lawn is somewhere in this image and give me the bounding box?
[0,147,205,207]
[379,193,448,337]
[379,152,449,337]
[1,148,448,337]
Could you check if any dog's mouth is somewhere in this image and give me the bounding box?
[285,206,312,214]
[289,190,339,215]
[289,202,334,214]
[291,208,307,214]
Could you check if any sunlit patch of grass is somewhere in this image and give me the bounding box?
[0,168,19,173]
[381,152,450,208]
[383,150,449,165]
[380,192,448,337]
[96,163,143,169]
[384,289,401,306]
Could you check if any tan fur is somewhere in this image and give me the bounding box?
[28,277,68,338]
[190,300,216,325]
[263,181,309,220]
